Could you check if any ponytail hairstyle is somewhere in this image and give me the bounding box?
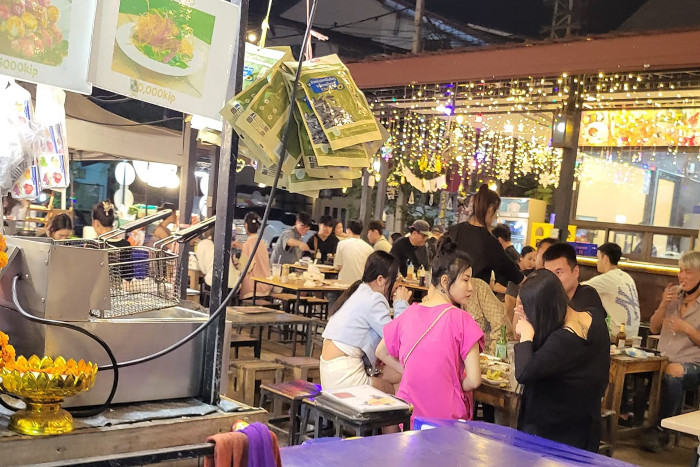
[328,251,400,317]
[48,213,73,235]
[244,211,261,234]
[430,235,472,289]
[472,184,501,230]
[518,269,568,350]
[92,200,116,227]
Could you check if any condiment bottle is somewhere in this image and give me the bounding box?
[406,261,415,280]
[616,324,626,349]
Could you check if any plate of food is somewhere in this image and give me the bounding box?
[115,13,204,77]
[481,368,510,386]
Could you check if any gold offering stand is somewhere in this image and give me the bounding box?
[0,356,97,435]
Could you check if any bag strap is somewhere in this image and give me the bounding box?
[403,305,456,366]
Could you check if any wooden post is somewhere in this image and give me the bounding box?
[202,0,248,405]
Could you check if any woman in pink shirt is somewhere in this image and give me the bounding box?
[377,237,484,426]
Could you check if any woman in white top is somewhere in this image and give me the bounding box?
[321,251,412,393]
[195,232,240,290]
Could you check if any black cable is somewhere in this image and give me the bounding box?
[9,276,119,418]
[97,0,321,372]
[65,114,183,127]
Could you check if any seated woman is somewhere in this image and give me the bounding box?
[237,212,273,300]
[518,246,536,274]
[644,250,700,451]
[195,231,240,291]
[465,277,511,355]
[513,269,610,452]
[376,237,484,426]
[146,203,177,247]
[93,200,129,248]
[321,251,411,393]
[46,213,73,240]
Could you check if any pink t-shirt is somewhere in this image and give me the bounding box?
[383,303,484,426]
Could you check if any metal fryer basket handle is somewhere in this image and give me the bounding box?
[153,216,217,250]
[99,209,175,241]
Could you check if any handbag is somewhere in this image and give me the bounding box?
[403,305,456,366]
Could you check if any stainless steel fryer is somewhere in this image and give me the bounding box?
[0,214,229,407]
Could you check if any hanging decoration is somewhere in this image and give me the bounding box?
[402,167,446,193]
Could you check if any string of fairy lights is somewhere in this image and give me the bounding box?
[365,70,700,195]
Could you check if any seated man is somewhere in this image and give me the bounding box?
[542,242,606,321]
[644,250,700,452]
[305,215,338,263]
[367,219,392,253]
[390,220,430,277]
[334,220,374,283]
[583,242,640,338]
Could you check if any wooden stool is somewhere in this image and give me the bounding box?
[274,356,321,382]
[599,409,616,457]
[259,380,321,446]
[230,359,284,406]
[268,293,307,342]
[303,297,329,320]
[230,332,261,359]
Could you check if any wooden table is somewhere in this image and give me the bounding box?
[0,398,266,466]
[288,263,340,276]
[473,381,522,428]
[252,276,349,316]
[188,268,204,290]
[604,353,668,440]
[227,306,316,357]
[662,410,700,466]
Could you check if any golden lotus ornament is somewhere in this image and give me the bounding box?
[0,355,98,435]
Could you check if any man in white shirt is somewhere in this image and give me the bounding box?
[334,220,374,283]
[583,242,640,337]
[367,219,391,253]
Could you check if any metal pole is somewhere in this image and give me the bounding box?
[201,0,249,405]
[553,76,582,242]
[177,119,198,300]
[373,158,388,220]
[359,168,370,224]
[412,0,425,54]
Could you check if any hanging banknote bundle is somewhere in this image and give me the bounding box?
[221,49,388,198]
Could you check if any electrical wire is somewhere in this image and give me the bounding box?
[8,276,119,418]
[97,0,320,373]
[2,0,321,417]
[66,114,183,127]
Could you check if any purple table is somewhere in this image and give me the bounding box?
[280,420,634,467]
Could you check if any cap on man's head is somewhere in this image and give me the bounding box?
[409,220,431,236]
[431,225,445,235]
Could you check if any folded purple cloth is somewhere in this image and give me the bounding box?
[241,422,276,467]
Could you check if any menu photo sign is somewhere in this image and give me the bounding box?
[0,0,96,93]
[89,0,240,119]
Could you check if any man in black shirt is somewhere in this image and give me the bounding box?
[390,220,430,276]
[305,215,338,263]
[542,243,606,321]
[493,223,521,264]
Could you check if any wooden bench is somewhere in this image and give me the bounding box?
[259,380,321,446]
[229,360,284,406]
[274,356,321,383]
[303,297,329,320]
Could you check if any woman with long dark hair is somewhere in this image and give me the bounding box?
[238,212,272,300]
[447,184,524,288]
[514,269,610,452]
[376,237,484,426]
[320,251,411,392]
[47,213,73,240]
